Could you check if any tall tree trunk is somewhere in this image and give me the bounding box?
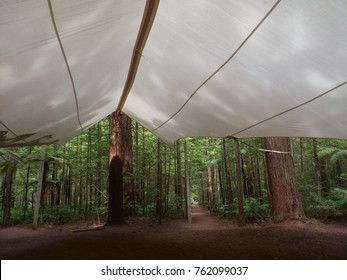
[156,139,162,224]
[300,138,304,183]
[207,163,214,212]
[51,161,57,208]
[234,139,246,226]
[97,122,102,208]
[135,122,139,206]
[23,165,30,218]
[87,128,92,212]
[123,115,134,218]
[141,126,146,215]
[218,164,225,205]
[176,140,183,215]
[184,141,192,223]
[107,111,124,225]
[240,154,249,198]
[264,137,305,223]
[256,154,262,199]
[40,160,48,218]
[61,145,66,208]
[2,166,15,226]
[312,138,322,196]
[78,135,83,213]
[33,145,46,229]
[222,138,233,220]
[165,151,171,213]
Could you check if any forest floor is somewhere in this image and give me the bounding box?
[1,203,346,260]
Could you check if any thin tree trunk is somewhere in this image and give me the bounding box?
[264,137,305,222]
[184,141,192,223]
[97,122,102,208]
[40,160,48,219]
[141,126,145,215]
[165,152,171,213]
[312,138,322,196]
[240,154,249,198]
[256,154,262,199]
[2,166,15,226]
[300,138,304,182]
[156,139,163,224]
[207,163,214,212]
[222,138,233,220]
[88,128,93,212]
[78,135,83,213]
[23,165,30,218]
[234,139,246,226]
[176,140,183,215]
[218,164,225,205]
[33,145,46,229]
[61,145,66,208]
[135,122,139,207]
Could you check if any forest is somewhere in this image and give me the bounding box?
[1,114,347,228]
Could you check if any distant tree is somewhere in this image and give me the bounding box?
[222,138,233,220]
[0,149,21,226]
[175,140,183,215]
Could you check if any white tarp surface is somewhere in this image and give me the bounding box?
[1,0,347,147]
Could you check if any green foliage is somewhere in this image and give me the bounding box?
[215,198,269,222]
[2,122,347,227]
[243,198,269,221]
[303,189,347,221]
[330,150,347,164]
[41,208,72,225]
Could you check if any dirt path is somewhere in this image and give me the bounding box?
[1,204,346,259]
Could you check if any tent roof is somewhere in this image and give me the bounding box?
[1,0,347,147]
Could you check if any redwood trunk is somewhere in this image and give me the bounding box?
[107,111,124,225]
[264,137,305,222]
[122,115,134,218]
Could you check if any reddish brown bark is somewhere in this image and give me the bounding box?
[108,112,127,224]
[122,114,134,218]
[264,137,305,223]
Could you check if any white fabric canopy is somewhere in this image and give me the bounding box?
[1,0,347,147]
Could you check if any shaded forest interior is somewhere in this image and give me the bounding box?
[1,116,347,259]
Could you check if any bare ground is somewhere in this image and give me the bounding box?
[0,204,346,260]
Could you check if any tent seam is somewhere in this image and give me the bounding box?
[151,0,282,133]
[232,80,347,137]
[47,0,83,132]
[116,0,160,113]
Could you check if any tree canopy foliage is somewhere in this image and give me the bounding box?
[1,117,347,227]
